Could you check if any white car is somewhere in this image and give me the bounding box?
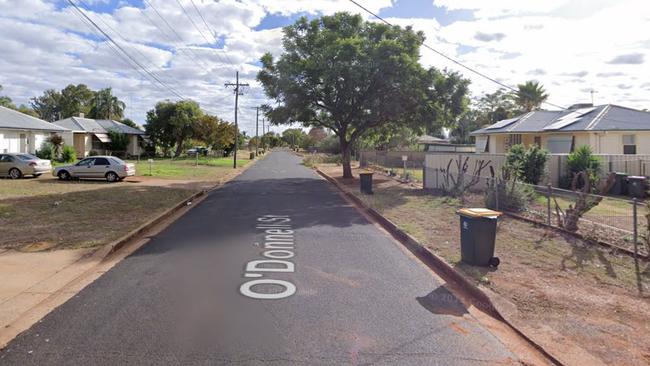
[0,153,51,179]
[53,156,135,182]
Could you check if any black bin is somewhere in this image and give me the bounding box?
[627,176,647,198]
[456,208,502,267]
[612,172,628,195]
[250,152,255,160]
[359,172,374,194]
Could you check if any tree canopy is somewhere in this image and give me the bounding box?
[258,12,468,177]
[89,87,126,120]
[514,80,548,112]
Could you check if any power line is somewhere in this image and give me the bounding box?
[174,0,228,66]
[68,0,185,100]
[348,0,568,111]
[188,0,236,69]
[143,0,212,71]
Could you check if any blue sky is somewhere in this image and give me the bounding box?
[0,0,648,132]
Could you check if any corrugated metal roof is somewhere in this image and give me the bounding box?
[53,117,144,135]
[0,106,69,132]
[471,105,650,135]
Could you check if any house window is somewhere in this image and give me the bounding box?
[92,136,104,150]
[510,134,522,145]
[475,136,489,153]
[623,134,636,155]
[534,136,541,147]
[547,136,574,154]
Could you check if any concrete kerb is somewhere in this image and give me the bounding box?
[315,167,564,366]
[0,156,263,349]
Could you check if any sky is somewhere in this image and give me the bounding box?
[0,0,649,135]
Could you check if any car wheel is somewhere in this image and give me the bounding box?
[58,171,71,181]
[8,168,22,179]
[106,172,118,182]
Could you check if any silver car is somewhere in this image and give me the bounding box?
[0,153,52,179]
[53,156,136,182]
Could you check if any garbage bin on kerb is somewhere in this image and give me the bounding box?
[456,208,502,267]
[359,171,374,194]
[612,172,628,195]
[627,176,647,198]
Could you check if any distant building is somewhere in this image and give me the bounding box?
[0,106,70,154]
[470,104,650,154]
[417,135,475,153]
[53,114,145,158]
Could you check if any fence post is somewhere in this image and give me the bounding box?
[495,177,499,211]
[547,184,552,226]
[632,198,642,294]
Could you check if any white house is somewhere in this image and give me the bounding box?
[53,114,145,158]
[0,106,71,154]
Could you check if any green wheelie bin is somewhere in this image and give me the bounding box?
[456,208,502,267]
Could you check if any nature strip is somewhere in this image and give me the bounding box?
[316,168,563,366]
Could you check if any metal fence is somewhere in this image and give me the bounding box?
[423,167,649,258]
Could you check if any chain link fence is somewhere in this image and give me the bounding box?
[423,167,649,258]
[359,150,425,183]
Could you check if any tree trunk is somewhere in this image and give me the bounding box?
[340,138,353,179]
[174,135,185,157]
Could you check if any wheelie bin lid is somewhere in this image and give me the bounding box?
[456,208,502,218]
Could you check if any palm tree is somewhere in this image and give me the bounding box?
[514,81,548,112]
[89,88,126,120]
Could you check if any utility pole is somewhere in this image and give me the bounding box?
[255,106,259,156]
[262,117,266,151]
[225,71,249,168]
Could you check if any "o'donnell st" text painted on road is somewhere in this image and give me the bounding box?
[239,215,296,300]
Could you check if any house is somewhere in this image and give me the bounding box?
[53,114,145,158]
[417,135,475,153]
[470,104,650,155]
[0,106,71,154]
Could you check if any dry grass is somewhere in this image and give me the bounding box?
[318,164,650,366]
[0,185,194,250]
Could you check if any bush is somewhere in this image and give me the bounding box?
[303,153,342,167]
[485,180,535,212]
[317,135,340,154]
[88,150,99,156]
[504,144,549,185]
[566,145,601,190]
[60,145,77,163]
[107,129,130,152]
[36,142,53,160]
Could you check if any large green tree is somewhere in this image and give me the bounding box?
[281,128,307,149]
[0,85,15,109]
[258,12,451,178]
[59,84,95,118]
[514,80,548,112]
[89,87,126,120]
[194,114,236,152]
[31,89,62,121]
[144,100,202,157]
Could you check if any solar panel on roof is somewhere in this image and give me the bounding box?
[485,117,520,130]
[543,107,595,130]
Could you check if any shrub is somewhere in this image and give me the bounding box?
[88,150,99,156]
[303,153,341,167]
[47,134,64,157]
[107,129,130,152]
[317,135,340,154]
[60,145,77,163]
[566,145,601,190]
[504,144,549,185]
[36,142,53,160]
[485,179,535,212]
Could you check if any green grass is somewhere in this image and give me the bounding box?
[130,157,249,179]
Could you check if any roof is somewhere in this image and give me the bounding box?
[417,135,450,144]
[53,117,144,135]
[471,104,650,135]
[0,106,69,132]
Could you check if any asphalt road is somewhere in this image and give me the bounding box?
[0,151,518,365]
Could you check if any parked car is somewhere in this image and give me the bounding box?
[187,147,209,157]
[53,156,135,182]
[0,153,51,179]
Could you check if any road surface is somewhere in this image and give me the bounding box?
[0,151,518,365]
